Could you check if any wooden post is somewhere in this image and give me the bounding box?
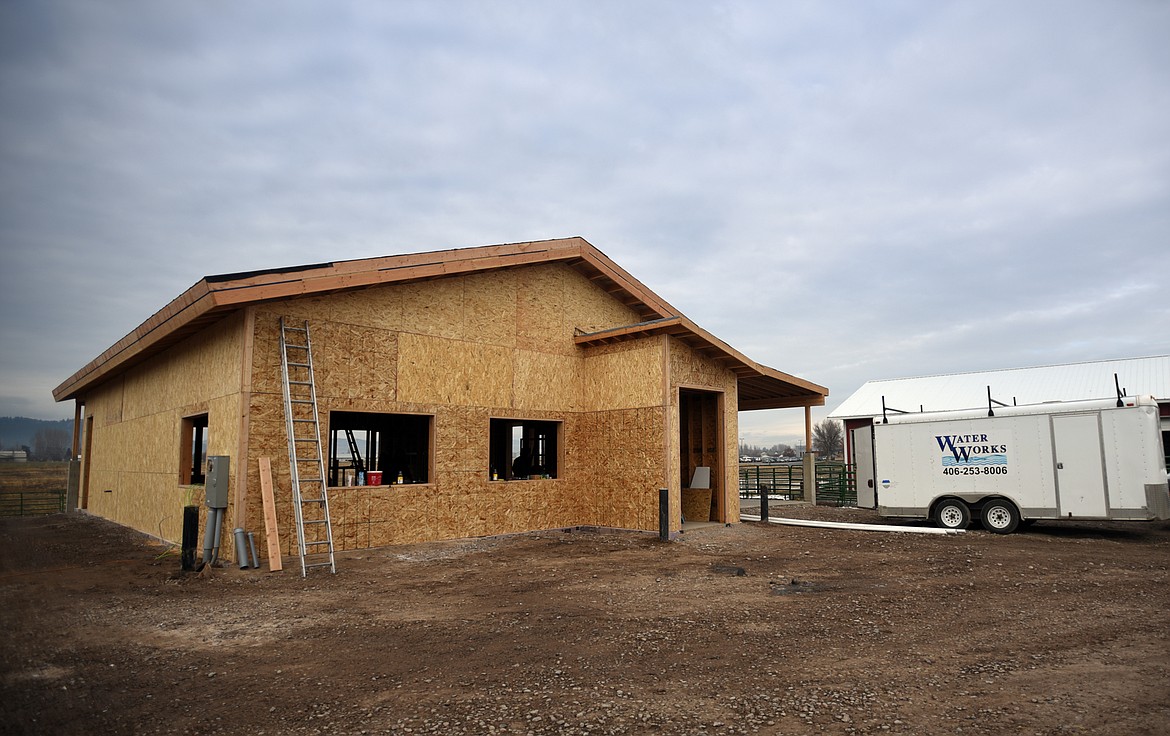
[258,457,283,572]
[804,405,812,455]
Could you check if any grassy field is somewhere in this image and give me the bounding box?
[0,461,69,516]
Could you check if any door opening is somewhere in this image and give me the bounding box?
[679,389,724,523]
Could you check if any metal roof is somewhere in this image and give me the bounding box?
[828,355,1170,420]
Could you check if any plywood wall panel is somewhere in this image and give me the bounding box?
[463,270,518,346]
[399,278,468,341]
[312,321,399,403]
[562,265,644,335]
[582,341,662,412]
[513,350,583,413]
[517,265,566,353]
[397,333,512,407]
[120,314,244,422]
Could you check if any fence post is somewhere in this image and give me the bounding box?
[760,482,769,522]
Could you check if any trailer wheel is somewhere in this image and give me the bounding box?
[934,499,970,530]
[981,500,1020,534]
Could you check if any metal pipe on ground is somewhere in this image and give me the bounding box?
[741,514,964,535]
[234,528,249,569]
[247,532,260,569]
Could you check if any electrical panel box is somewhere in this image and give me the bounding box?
[205,455,230,508]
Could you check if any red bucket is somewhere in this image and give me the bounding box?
[366,471,383,486]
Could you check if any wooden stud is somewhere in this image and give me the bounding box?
[258,456,282,572]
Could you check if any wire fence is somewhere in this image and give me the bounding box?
[0,489,67,517]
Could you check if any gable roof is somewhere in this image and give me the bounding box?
[53,237,827,410]
[828,355,1170,420]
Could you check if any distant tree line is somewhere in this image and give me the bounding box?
[739,419,844,460]
[0,417,73,461]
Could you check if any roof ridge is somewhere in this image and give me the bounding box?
[864,354,1170,384]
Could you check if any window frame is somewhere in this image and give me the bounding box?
[180,413,209,485]
[489,418,561,481]
[326,410,433,487]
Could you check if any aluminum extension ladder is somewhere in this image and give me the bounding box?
[279,318,337,576]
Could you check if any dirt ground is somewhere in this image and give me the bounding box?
[2,505,1168,736]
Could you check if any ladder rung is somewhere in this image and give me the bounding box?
[305,561,334,569]
[293,418,317,423]
[287,361,310,367]
[289,380,312,385]
[305,540,331,547]
[290,399,314,404]
[294,437,317,442]
[299,477,323,483]
[304,519,328,526]
[302,497,326,504]
[284,326,308,332]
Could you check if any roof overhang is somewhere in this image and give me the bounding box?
[575,318,827,410]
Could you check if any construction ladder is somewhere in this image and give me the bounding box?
[279,318,337,576]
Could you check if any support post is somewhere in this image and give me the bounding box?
[760,482,769,522]
[804,405,813,455]
[658,488,670,542]
[803,451,818,505]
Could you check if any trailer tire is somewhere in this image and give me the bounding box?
[934,499,970,530]
[981,500,1020,534]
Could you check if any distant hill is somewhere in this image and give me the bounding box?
[0,417,73,452]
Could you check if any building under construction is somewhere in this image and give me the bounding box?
[53,238,827,568]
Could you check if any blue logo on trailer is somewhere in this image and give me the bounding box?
[935,434,1008,466]
[941,454,1008,467]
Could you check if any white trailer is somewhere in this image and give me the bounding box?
[852,395,1169,533]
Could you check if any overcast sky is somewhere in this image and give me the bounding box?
[1,1,1167,446]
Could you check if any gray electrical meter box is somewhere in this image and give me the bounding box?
[205,455,230,508]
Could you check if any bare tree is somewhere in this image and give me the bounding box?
[811,419,843,458]
[33,428,71,461]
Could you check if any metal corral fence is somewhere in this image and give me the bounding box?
[739,463,804,501]
[816,463,857,507]
[0,489,66,516]
[739,463,857,507]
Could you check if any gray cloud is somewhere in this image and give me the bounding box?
[1,1,1167,443]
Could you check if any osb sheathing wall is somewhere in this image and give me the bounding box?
[669,338,740,524]
[240,263,679,556]
[79,312,246,545]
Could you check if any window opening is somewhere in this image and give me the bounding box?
[328,411,431,486]
[490,419,559,480]
[181,414,209,485]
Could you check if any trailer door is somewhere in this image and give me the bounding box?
[1053,413,1108,517]
[852,424,877,509]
